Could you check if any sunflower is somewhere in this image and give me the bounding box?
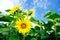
[27,9,35,19]
[9,5,19,14]
[28,9,35,18]
[15,19,32,35]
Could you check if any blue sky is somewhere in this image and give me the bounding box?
[0,0,60,21]
[12,0,60,21]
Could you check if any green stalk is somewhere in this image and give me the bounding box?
[55,25,57,40]
[39,26,42,40]
[53,19,57,40]
[22,35,25,40]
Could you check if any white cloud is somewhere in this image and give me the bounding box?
[11,0,27,9]
[11,0,20,5]
[0,0,14,11]
[58,8,60,10]
[18,0,28,9]
[0,0,15,15]
[0,0,29,14]
[32,0,50,9]
[18,0,27,6]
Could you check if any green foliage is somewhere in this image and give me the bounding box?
[0,9,60,40]
[44,10,60,40]
[0,15,16,22]
[5,9,11,12]
[0,11,2,14]
[30,17,39,24]
[0,28,9,33]
[31,38,37,40]
[47,13,60,20]
[8,34,20,40]
[44,10,55,18]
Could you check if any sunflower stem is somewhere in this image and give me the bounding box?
[39,26,42,40]
[53,19,57,40]
[55,25,57,40]
[23,35,25,40]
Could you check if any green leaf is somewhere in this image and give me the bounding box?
[29,28,37,36]
[8,35,20,40]
[30,17,39,24]
[57,32,60,39]
[57,19,60,23]
[31,38,37,40]
[7,29,20,40]
[19,15,25,20]
[44,12,52,18]
[0,23,7,28]
[38,20,45,25]
[43,21,54,31]
[41,35,48,39]
[50,10,55,12]
[34,26,40,33]
[0,15,16,22]
[0,28,10,33]
[56,26,60,32]
[47,13,60,20]
[5,9,11,12]
[0,11,2,14]
[44,10,55,18]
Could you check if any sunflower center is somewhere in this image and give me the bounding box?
[21,23,26,29]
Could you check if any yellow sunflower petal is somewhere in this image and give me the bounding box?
[15,19,32,35]
[9,5,20,14]
[27,9,35,19]
[29,9,35,17]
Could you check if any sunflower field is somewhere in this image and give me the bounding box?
[0,5,60,40]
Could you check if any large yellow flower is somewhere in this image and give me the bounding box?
[9,5,19,14]
[15,19,32,35]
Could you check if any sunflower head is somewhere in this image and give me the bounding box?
[30,9,35,14]
[9,5,20,14]
[28,9,35,18]
[15,19,32,35]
